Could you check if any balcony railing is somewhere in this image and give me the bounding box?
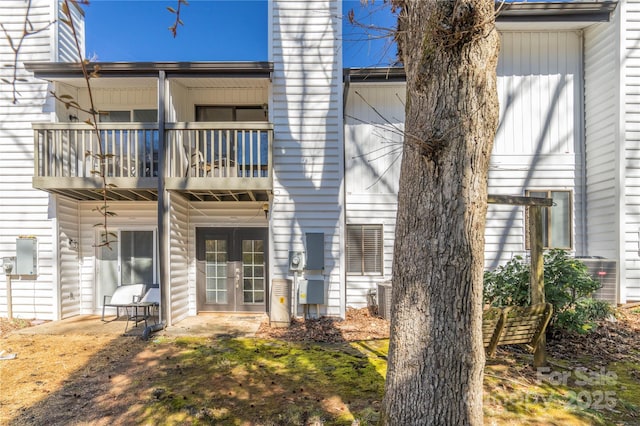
[33,122,273,200]
[165,122,273,179]
[34,122,160,179]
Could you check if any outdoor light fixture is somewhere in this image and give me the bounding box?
[262,202,269,218]
[69,238,79,250]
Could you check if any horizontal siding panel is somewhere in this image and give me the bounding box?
[169,193,189,323]
[57,196,80,319]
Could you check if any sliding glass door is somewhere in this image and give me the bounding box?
[97,229,156,307]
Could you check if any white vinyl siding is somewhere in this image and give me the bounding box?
[167,80,189,122]
[487,30,583,269]
[56,196,80,319]
[494,32,580,155]
[55,0,84,63]
[270,0,344,316]
[584,17,620,262]
[78,87,158,118]
[625,0,640,301]
[344,83,404,307]
[344,31,584,301]
[168,192,189,324]
[0,0,57,319]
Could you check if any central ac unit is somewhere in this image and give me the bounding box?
[577,258,618,304]
[377,281,392,320]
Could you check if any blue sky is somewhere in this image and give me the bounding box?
[84,0,397,67]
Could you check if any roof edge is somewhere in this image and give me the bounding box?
[24,61,274,79]
[345,67,406,83]
[497,1,617,23]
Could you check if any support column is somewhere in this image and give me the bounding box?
[529,206,546,367]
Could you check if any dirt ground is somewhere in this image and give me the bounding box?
[0,306,639,425]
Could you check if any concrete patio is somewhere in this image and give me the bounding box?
[13,312,267,339]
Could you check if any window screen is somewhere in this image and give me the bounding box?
[347,225,383,275]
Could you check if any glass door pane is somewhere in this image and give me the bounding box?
[205,239,228,304]
[97,239,119,307]
[241,239,265,304]
[121,230,154,285]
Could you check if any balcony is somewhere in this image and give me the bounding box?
[33,122,273,202]
[165,122,272,201]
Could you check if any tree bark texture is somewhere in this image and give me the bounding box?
[381,1,499,425]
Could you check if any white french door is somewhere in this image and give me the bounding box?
[96,228,157,307]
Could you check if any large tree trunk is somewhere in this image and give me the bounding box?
[381,1,499,424]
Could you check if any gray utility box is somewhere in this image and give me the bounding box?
[305,233,324,270]
[270,279,291,328]
[16,237,37,275]
[298,279,326,304]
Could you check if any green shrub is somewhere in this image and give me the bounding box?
[483,255,530,307]
[483,249,612,333]
[555,298,613,334]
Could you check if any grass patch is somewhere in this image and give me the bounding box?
[141,338,385,425]
[121,337,640,425]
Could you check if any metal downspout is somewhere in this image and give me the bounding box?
[157,70,170,326]
[341,70,351,319]
[578,30,588,256]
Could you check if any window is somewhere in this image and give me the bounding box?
[347,225,383,275]
[99,110,130,123]
[196,105,267,122]
[99,109,158,122]
[132,109,158,122]
[526,190,572,249]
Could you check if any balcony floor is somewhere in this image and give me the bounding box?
[34,177,271,202]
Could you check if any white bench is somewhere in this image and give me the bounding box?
[101,284,145,321]
[126,287,160,331]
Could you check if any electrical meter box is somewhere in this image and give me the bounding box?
[2,257,15,274]
[288,251,305,271]
[298,279,326,304]
[16,237,37,275]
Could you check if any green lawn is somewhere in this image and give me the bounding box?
[135,336,639,425]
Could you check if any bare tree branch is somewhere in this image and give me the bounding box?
[168,0,189,38]
[60,0,114,248]
[1,0,55,104]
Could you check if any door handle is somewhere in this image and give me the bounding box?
[235,267,240,288]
